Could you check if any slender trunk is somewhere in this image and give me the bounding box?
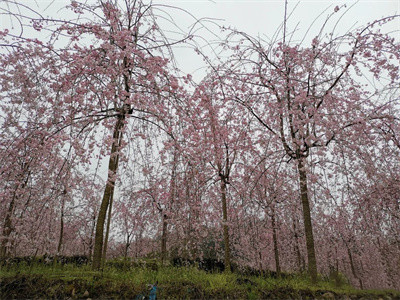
[251,219,257,267]
[1,169,30,258]
[183,179,191,260]
[101,191,114,268]
[271,206,281,277]
[88,213,96,260]
[123,232,130,270]
[136,230,143,259]
[160,150,177,264]
[1,198,15,258]
[124,233,130,259]
[220,178,231,272]
[192,199,200,260]
[255,218,262,274]
[161,213,168,264]
[183,214,189,260]
[297,158,317,282]
[376,237,396,289]
[346,244,363,289]
[92,116,124,270]
[54,197,65,266]
[328,246,341,286]
[292,216,303,272]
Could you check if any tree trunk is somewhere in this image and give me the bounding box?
[1,197,15,258]
[292,216,303,272]
[160,150,177,265]
[346,244,364,289]
[183,174,191,260]
[220,178,231,272]
[271,206,281,277]
[1,168,30,258]
[124,233,130,260]
[92,116,124,270]
[297,158,318,282]
[161,213,168,264]
[101,190,114,268]
[54,196,65,266]
[123,231,131,270]
[376,237,396,289]
[57,212,64,256]
[88,213,96,261]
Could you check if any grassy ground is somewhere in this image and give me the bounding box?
[1,260,399,299]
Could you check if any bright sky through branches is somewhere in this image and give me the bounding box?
[2,0,398,81]
[156,0,400,80]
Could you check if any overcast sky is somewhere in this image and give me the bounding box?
[1,0,399,80]
[163,0,399,36]
[154,0,400,79]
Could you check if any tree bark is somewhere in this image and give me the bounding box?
[183,179,191,260]
[57,210,64,256]
[297,158,318,282]
[161,213,168,264]
[220,178,231,272]
[88,213,96,261]
[1,168,30,258]
[124,233,130,260]
[0,198,15,258]
[92,116,124,270]
[346,244,364,289]
[162,150,177,264]
[54,195,65,266]
[271,205,281,277]
[101,190,114,268]
[292,216,304,272]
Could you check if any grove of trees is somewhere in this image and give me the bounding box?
[0,0,399,290]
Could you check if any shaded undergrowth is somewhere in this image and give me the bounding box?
[1,259,399,299]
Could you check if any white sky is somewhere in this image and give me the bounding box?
[1,0,399,80]
[155,0,400,80]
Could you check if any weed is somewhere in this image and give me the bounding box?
[1,261,399,299]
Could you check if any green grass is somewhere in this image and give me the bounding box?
[1,260,399,299]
